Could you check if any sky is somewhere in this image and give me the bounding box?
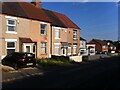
[26,0,118,42]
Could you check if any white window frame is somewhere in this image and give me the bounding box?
[54,45,60,56]
[41,42,47,54]
[55,28,60,39]
[5,39,17,54]
[103,45,106,49]
[68,47,71,55]
[73,45,77,54]
[6,41,16,50]
[5,39,17,49]
[73,30,77,40]
[6,18,17,34]
[41,24,47,35]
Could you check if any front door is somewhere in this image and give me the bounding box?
[62,48,66,56]
[23,43,37,58]
[25,45,31,53]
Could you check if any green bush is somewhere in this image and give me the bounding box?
[2,68,13,72]
[36,57,71,67]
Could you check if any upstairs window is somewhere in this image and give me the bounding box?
[7,19,16,33]
[73,30,77,40]
[41,24,47,35]
[55,29,60,39]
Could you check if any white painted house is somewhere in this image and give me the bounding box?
[80,37,87,55]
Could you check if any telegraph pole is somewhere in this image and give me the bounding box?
[118,1,120,42]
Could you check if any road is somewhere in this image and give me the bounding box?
[2,56,120,89]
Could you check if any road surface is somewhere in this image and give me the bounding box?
[2,56,120,89]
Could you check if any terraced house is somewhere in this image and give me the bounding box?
[0,2,80,59]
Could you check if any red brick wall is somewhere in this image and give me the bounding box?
[89,40,102,52]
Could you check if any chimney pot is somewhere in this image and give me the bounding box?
[31,1,41,8]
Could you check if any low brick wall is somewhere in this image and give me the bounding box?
[70,56,82,62]
[82,55,110,61]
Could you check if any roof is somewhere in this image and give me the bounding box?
[53,11,80,29]
[91,39,107,46]
[43,9,80,29]
[43,9,67,28]
[1,2,50,22]
[103,40,116,47]
[80,37,86,41]
[1,2,80,29]
[19,37,33,43]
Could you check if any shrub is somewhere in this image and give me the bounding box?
[2,68,13,72]
[36,56,71,67]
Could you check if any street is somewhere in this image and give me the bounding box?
[2,56,120,89]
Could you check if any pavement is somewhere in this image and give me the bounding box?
[1,56,120,89]
[2,67,42,83]
[2,63,79,83]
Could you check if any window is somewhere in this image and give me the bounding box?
[68,47,71,55]
[7,19,16,33]
[41,42,47,54]
[73,45,77,54]
[54,45,60,55]
[6,42,16,55]
[110,47,113,50]
[73,30,77,40]
[103,46,106,49]
[41,24,47,35]
[55,29,60,39]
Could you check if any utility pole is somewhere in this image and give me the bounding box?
[118,1,120,55]
[118,1,120,42]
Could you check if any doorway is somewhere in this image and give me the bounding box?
[25,45,31,53]
[62,48,67,56]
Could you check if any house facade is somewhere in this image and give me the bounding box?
[89,39,117,54]
[42,8,80,56]
[0,2,80,59]
[89,39,108,53]
[51,27,80,56]
[105,40,116,54]
[1,2,51,59]
[79,37,87,55]
[86,43,96,55]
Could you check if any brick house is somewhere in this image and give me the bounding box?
[89,39,116,54]
[89,39,108,53]
[43,9,80,56]
[0,2,80,59]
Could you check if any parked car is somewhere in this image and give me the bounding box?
[96,51,107,55]
[2,52,36,70]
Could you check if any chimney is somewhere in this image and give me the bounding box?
[31,0,41,8]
